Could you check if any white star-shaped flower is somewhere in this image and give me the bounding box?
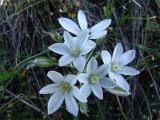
[101,43,140,94]
[77,57,117,100]
[58,10,111,48]
[39,71,87,116]
[48,30,93,72]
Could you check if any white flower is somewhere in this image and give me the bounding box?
[48,30,93,72]
[39,71,87,116]
[101,43,140,94]
[77,57,117,100]
[58,10,111,48]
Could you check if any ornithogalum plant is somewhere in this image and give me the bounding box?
[39,10,140,116]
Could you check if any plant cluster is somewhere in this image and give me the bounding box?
[39,10,140,116]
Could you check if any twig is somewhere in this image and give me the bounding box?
[132,0,141,8]
[116,96,127,120]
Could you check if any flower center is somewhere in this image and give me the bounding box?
[60,83,70,93]
[70,48,80,57]
[89,75,99,84]
[111,64,121,72]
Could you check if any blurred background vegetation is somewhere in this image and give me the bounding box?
[0,0,160,119]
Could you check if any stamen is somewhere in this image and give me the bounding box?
[111,64,121,72]
[60,83,70,93]
[70,48,80,57]
[89,75,99,84]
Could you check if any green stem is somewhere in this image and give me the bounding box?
[13,49,49,70]
[95,96,106,120]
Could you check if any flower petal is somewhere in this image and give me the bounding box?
[48,43,70,55]
[80,83,92,99]
[80,45,92,55]
[73,56,85,72]
[95,64,111,78]
[72,86,87,103]
[48,92,64,114]
[114,73,130,91]
[63,31,76,48]
[78,10,88,30]
[112,43,123,62]
[109,70,115,80]
[101,50,111,65]
[76,30,89,47]
[47,71,64,83]
[77,73,88,83]
[65,74,77,85]
[58,17,80,35]
[90,19,111,33]
[65,93,79,116]
[90,30,107,39]
[105,87,131,96]
[59,55,73,66]
[87,57,98,74]
[88,40,96,49]
[117,50,136,66]
[99,77,117,88]
[91,84,103,99]
[39,84,59,94]
[118,66,140,75]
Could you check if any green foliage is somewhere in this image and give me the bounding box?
[155,0,160,9]
[0,71,15,82]
[103,1,114,18]
[48,32,63,43]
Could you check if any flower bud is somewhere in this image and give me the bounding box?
[33,57,56,68]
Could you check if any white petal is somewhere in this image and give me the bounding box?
[95,64,111,78]
[90,19,111,33]
[80,45,92,55]
[118,66,140,75]
[63,31,76,48]
[39,84,59,94]
[59,55,73,66]
[77,73,88,83]
[80,83,92,98]
[90,30,107,39]
[72,86,87,103]
[58,17,80,35]
[87,57,98,74]
[99,77,117,88]
[48,43,70,55]
[112,43,123,62]
[91,84,103,99]
[105,87,131,96]
[73,56,85,72]
[65,74,77,85]
[65,93,79,116]
[76,30,89,47]
[101,50,111,65]
[78,10,88,30]
[108,71,115,80]
[87,40,96,49]
[48,92,64,114]
[117,50,136,66]
[114,73,130,91]
[47,71,64,83]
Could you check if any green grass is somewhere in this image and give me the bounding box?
[0,0,160,119]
